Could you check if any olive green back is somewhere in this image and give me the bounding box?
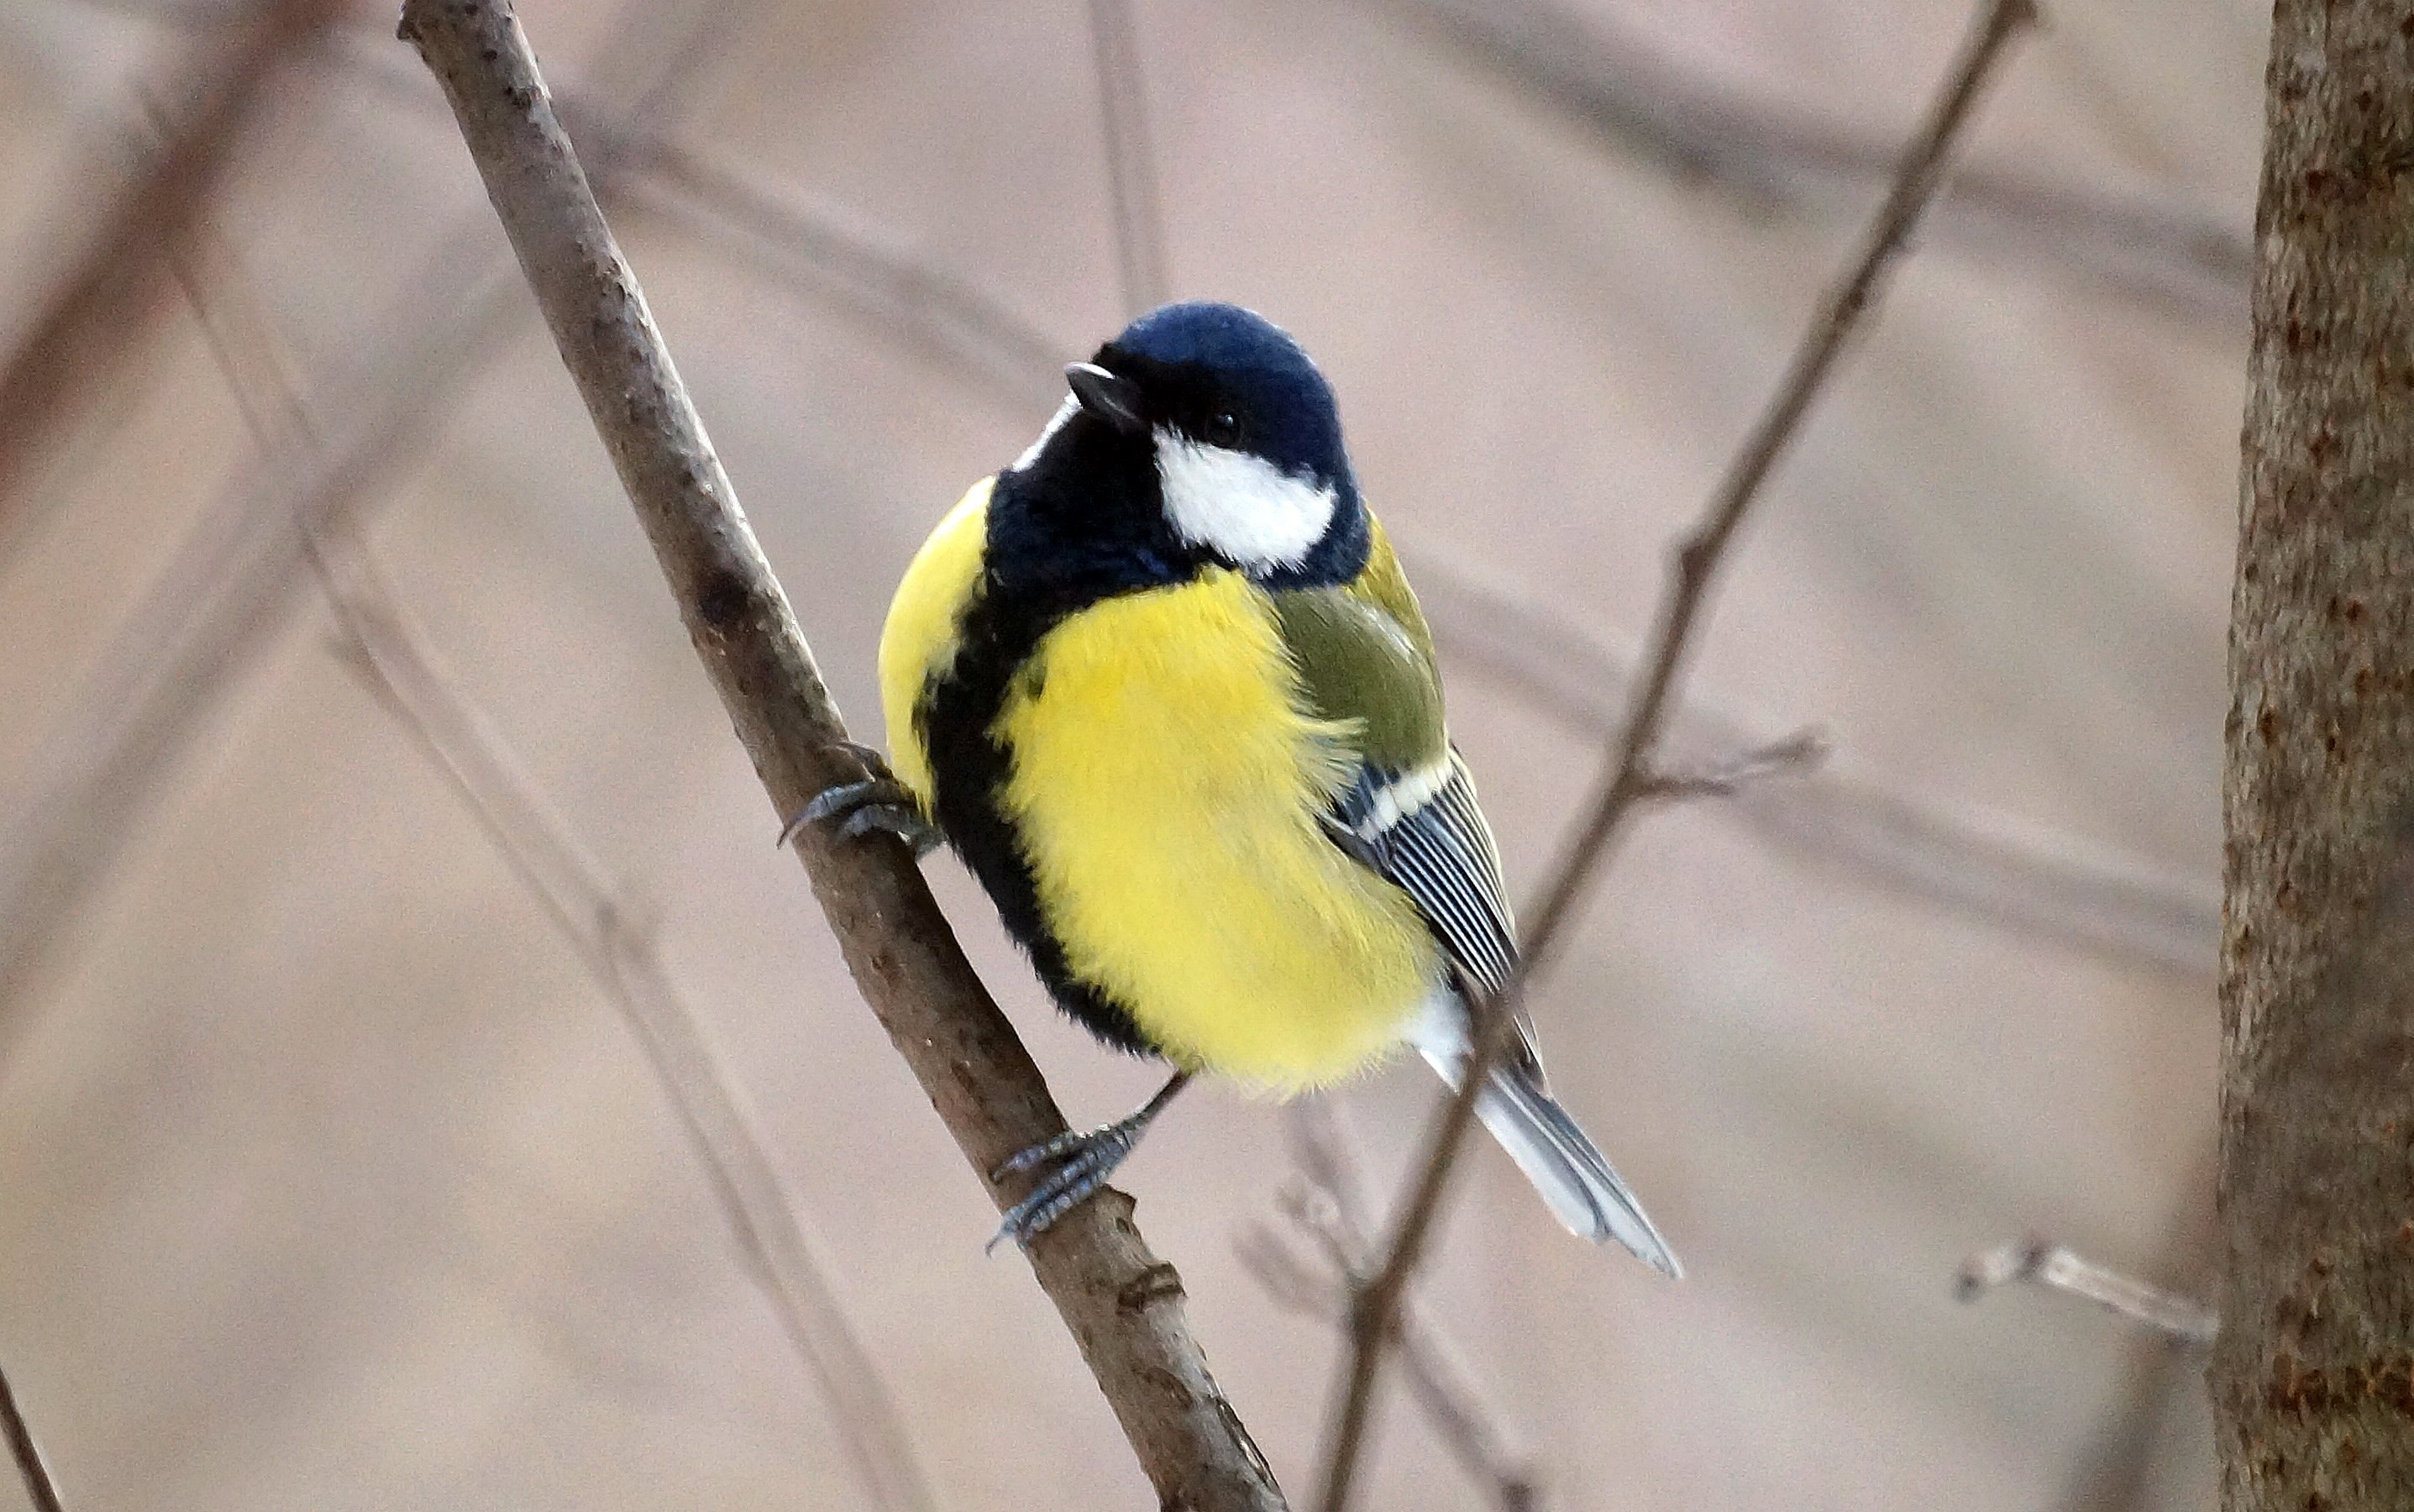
[1270,517,1446,774]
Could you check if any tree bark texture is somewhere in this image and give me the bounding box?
[2219,5,2414,1509]
[397,3,1285,1507]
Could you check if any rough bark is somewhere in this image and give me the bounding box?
[2218,4,2414,1509]
[397,3,1284,1508]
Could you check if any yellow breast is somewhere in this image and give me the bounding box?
[994,569,1437,1089]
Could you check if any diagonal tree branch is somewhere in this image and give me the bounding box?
[318,539,949,1512]
[620,144,1066,411]
[165,226,944,1512]
[395,3,1283,1506]
[580,131,2228,980]
[22,11,2225,984]
[1240,1104,1540,1512]
[1402,548,2220,976]
[1387,0,2246,327]
[1313,3,2038,1506]
[0,0,763,1067]
[0,0,345,539]
[0,1359,65,1512]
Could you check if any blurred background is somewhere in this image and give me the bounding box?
[0,0,2254,1506]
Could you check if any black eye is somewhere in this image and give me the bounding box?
[1204,410,1241,445]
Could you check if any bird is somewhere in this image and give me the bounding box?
[801,300,1679,1275]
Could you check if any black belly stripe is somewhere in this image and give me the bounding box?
[917,575,1159,1057]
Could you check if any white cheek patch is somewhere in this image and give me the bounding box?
[1152,433,1337,570]
[1009,396,1079,474]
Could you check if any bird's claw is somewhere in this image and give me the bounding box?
[780,748,940,856]
[986,1121,1143,1253]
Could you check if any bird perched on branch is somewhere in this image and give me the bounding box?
[803,300,1678,1274]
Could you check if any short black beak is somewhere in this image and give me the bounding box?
[1065,362,1147,434]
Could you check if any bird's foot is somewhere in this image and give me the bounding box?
[986,1116,1150,1252]
[985,1072,1191,1252]
[780,743,939,856]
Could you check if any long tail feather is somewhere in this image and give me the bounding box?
[1413,1012,1682,1277]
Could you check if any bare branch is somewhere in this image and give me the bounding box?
[0,0,765,1066]
[622,144,1066,412]
[587,139,2223,981]
[326,543,949,1512]
[1315,3,2037,1506]
[0,1360,65,1512]
[165,223,946,1512]
[396,3,1282,1505]
[1409,547,2217,974]
[70,14,2218,990]
[1388,0,2246,327]
[2047,1143,2217,1512]
[1633,726,1828,801]
[1957,1238,2217,1347]
[1241,1106,1540,1512]
[0,0,345,544]
[1086,0,1171,315]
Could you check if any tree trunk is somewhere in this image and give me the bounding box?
[2218,4,2414,1509]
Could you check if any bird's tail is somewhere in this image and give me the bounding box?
[1414,1027,1683,1278]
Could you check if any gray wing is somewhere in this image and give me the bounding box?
[1327,748,1682,1270]
[1328,748,1520,1002]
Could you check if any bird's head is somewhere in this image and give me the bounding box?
[1000,302,1369,593]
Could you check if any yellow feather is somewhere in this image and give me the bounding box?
[877,478,992,808]
[879,476,1437,1089]
[998,567,1435,1089]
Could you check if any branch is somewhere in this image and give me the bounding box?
[1956,1238,2217,1347]
[0,0,345,542]
[1405,548,2217,974]
[165,218,944,1512]
[1632,726,1827,801]
[43,9,2222,988]
[395,4,1283,1506]
[0,0,764,1066]
[620,144,1066,412]
[2045,1142,2217,1512]
[1240,1105,1540,1512]
[592,141,2221,979]
[1388,0,2246,327]
[1314,3,2037,1505]
[323,541,949,1512]
[1086,0,1171,315]
[0,1361,64,1512]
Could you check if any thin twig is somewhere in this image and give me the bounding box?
[396,3,1283,1505]
[1388,0,2246,327]
[1407,545,2217,973]
[590,140,2223,980]
[165,224,945,1512]
[583,128,2223,979]
[1087,0,1170,315]
[1633,726,1828,801]
[0,1361,65,1512]
[1314,3,2037,1506]
[622,144,1067,411]
[324,546,948,1512]
[1239,1105,1540,1512]
[2048,1142,2217,1512]
[0,0,764,1067]
[41,9,2223,985]
[1956,1238,2217,1347]
[0,0,345,538]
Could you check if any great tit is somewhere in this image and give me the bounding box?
[807,301,1679,1275]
